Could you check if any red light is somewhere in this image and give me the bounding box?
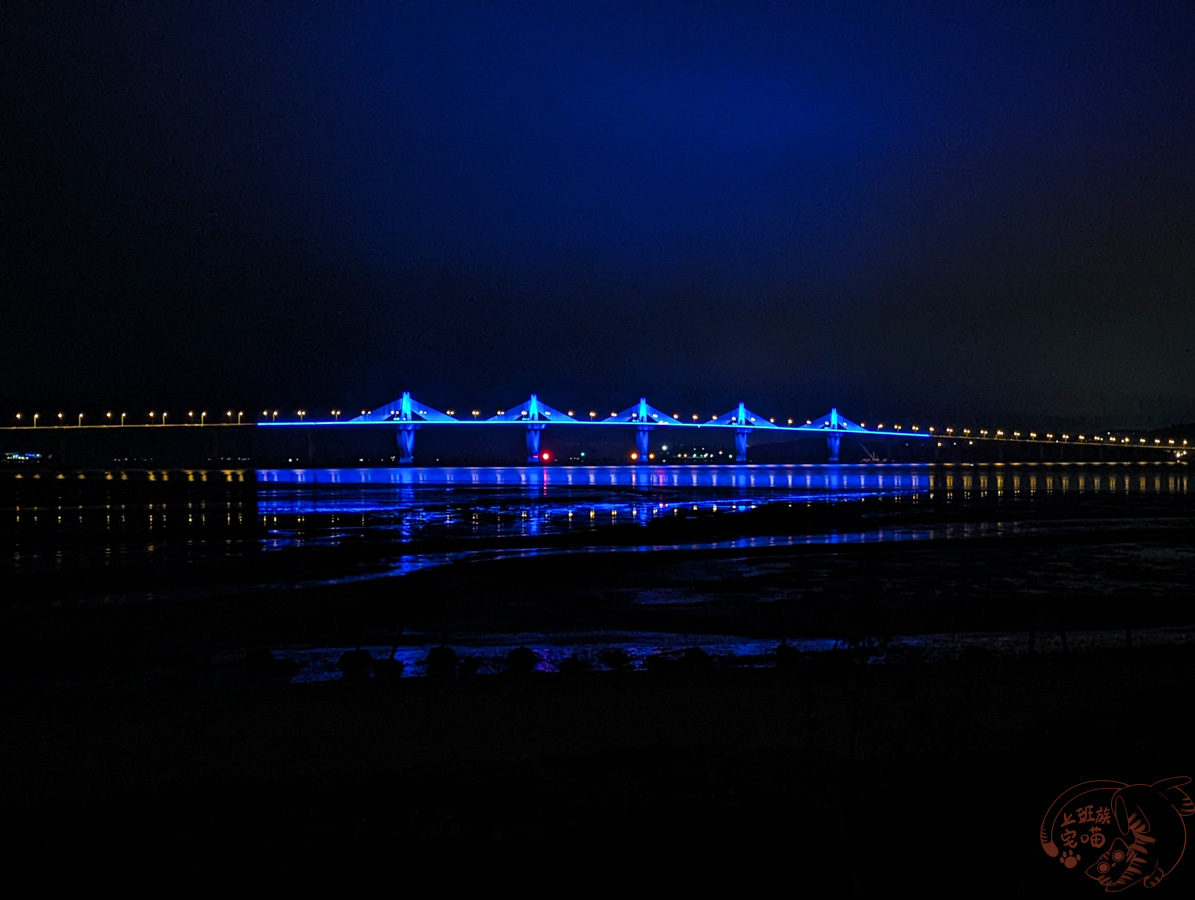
[541,451,551,462]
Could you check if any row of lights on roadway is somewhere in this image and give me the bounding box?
[13,411,251,426]
[10,410,1192,449]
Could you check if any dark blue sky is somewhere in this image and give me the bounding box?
[4,2,1194,428]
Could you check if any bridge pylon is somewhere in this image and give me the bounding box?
[489,394,574,464]
[350,391,456,464]
[712,402,777,463]
[605,398,682,463]
[397,424,417,464]
[807,407,864,462]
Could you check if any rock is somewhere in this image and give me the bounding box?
[505,645,540,674]
[244,648,301,676]
[775,643,803,668]
[371,656,405,676]
[425,644,458,676]
[599,648,632,670]
[558,654,592,674]
[681,646,711,667]
[338,649,373,675]
[958,645,995,665]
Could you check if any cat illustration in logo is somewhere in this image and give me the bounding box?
[1086,777,1194,891]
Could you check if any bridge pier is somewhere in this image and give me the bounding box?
[827,433,841,463]
[734,427,750,463]
[396,424,417,464]
[525,423,545,464]
[636,425,652,463]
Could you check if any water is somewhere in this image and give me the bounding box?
[3,462,1190,586]
[2,462,1192,679]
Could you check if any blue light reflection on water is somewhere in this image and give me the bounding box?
[255,464,932,543]
[255,463,934,491]
[264,519,1012,588]
[249,462,1192,581]
[252,464,951,579]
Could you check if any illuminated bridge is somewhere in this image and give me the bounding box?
[259,392,926,464]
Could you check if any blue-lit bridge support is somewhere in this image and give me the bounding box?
[636,425,652,463]
[734,428,750,463]
[397,424,418,464]
[827,433,841,463]
[526,423,545,464]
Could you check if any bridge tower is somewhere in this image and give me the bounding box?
[604,398,682,462]
[348,391,457,464]
[395,392,417,464]
[635,397,653,462]
[524,394,545,464]
[807,407,866,462]
[711,402,778,463]
[488,394,575,463]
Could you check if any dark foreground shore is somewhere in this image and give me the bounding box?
[2,489,1192,891]
[3,646,1193,894]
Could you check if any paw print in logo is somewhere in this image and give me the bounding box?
[1060,849,1081,869]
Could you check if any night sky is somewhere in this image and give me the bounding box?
[4,2,1194,430]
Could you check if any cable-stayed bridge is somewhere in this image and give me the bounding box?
[261,392,925,463]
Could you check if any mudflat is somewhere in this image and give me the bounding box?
[2,488,1192,891]
[2,645,1192,893]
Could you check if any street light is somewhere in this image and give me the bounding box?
[237,411,243,424]
[162,411,168,425]
[298,409,306,421]
[200,411,207,426]
[107,412,112,425]
[121,412,126,426]
[58,412,63,425]
[15,413,21,425]
[33,413,39,427]
[332,409,340,420]
[78,413,83,426]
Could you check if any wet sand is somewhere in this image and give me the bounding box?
[2,648,1193,893]
[2,492,1193,890]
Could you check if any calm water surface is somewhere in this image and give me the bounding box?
[4,463,1190,583]
[3,462,1192,677]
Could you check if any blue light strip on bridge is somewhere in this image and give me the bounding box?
[257,393,929,439]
